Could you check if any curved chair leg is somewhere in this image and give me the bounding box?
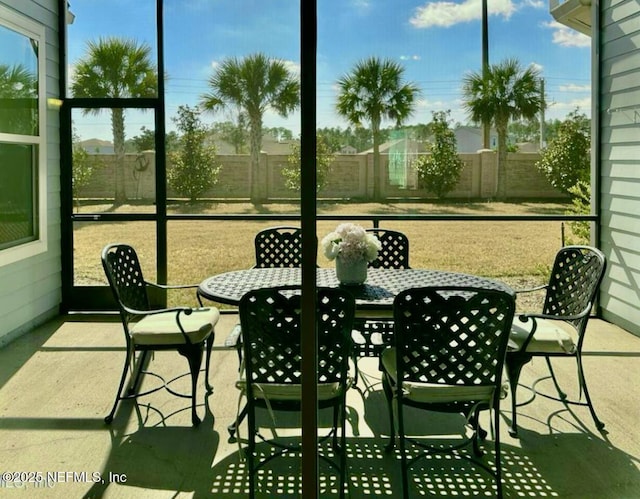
[339,396,347,499]
[545,356,567,400]
[105,348,134,424]
[396,400,410,499]
[381,373,395,451]
[204,334,214,393]
[179,343,204,427]
[127,349,148,395]
[505,354,528,437]
[576,353,606,431]
[228,405,248,439]
[494,398,503,499]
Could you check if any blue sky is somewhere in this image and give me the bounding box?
[66,0,592,141]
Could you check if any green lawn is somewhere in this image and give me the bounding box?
[74,200,581,310]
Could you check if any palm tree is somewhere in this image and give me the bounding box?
[462,58,542,199]
[336,57,420,201]
[71,37,157,204]
[200,53,300,204]
[0,64,37,134]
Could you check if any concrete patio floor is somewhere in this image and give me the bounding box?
[1,312,639,498]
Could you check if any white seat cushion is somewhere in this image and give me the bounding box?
[380,348,495,404]
[131,307,219,346]
[235,380,344,401]
[510,316,577,354]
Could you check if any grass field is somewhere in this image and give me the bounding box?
[74,200,582,310]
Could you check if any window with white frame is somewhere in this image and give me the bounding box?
[0,6,47,263]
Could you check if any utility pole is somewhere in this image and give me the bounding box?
[482,0,490,149]
[539,78,545,150]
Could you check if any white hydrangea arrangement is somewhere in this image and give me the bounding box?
[321,223,381,264]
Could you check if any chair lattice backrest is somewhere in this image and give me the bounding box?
[366,229,410,269]
[102,244,150,316]
[254,227,304,268]
[240,287,355,387]
[393,287,515,387]
[543,246,606,334]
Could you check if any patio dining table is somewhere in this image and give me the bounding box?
[197,267,514,317]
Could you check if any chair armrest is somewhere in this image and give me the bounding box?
[122,304,196,318]
[515,284,548,295]
[122,305,213,343]
[517,303,591,324]
[513,303,592,352]
[146,281,199,290]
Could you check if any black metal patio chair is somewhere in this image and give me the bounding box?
[254,226,304,268]
[102,243,219,426]
[220,226,306,365]
[506,245,607,436]
[236,286,355,498]
[381,286,515,499]
[352,228,410,382]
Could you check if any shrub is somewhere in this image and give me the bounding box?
[536,110,590,194]
[414,111,463,198]
[167,105,221,202]
[282,134,335,193]
[566,180,591,244]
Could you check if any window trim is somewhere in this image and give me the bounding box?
[0,5,48,266]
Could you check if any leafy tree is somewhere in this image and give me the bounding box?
[282,134,335,193]
[129,126,155,152]
[566,180,591,244]
[414,111,464,199]
[126,127,180,154]
[167,105,221,202]
[71,37,157,205]
[0,63,37,134]
[536,110,590,194]
[462,58,542,200]
[211,117,249,154]
[200,53,300,203]
[336,57,420,201]
[315,127,344,152]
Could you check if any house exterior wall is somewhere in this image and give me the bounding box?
[0,0,61,346]
[598,0,640,335]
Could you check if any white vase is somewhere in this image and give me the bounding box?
[335,256,368,285]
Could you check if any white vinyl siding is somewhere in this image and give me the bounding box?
[0,0,61,345]
[599,0,640,335]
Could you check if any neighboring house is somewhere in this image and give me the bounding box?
[360,138,427,189]
[260,134,297,155]
[453,126,498,152]
[78,138,114,155]
[339,145,357,154]
[515,142,541,153]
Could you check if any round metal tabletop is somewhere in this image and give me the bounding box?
[198,267,513,311]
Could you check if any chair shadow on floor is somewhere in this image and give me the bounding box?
[77,388,640,498]
[361,388,640,498]
[82,394,220,499]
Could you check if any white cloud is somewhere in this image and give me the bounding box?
[351,0,371,12]
[521,0,545,8]
[530,62,544,73]
[283,59,301,77]
[547,97,591,119]
[400,55,422,61]
[543,21,590,48]
[409,0,516,29]
[559,83,591,92]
